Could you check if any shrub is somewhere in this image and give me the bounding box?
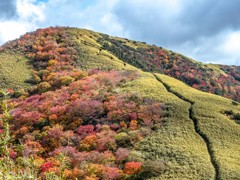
[129,120,138,130]
[79,134,97,151]
[48,60,58,66]
[0,38,166,178]
[124,161,142,175]
[141,160,166,177]
[127,150,144,162]
[60,76,75,86]
[37,82,51,93]
[77,125,94,138]
[115,148,130,162]
[115,132,130,147]
[103,167,124,180]
[25,73,41,84]
[41,162,53,173]
[234,113,240,120]
[96,130,116,152]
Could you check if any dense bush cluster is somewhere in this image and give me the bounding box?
[1,69,165,179]
[98,35,240,101]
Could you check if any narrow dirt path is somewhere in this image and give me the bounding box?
[153,74,220,180]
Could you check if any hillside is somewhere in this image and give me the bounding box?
[1,27,240,102]
[0,27,239,179]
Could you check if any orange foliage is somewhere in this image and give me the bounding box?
[124,161,142,175]
[129,120,138,130]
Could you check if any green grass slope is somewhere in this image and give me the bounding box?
[0,51,32,90]
[66,28,139,71]
[120,72,215,179]
[155,73,240,180]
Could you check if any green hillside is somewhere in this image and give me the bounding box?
[0,51,31,90]
[0,27,239,179]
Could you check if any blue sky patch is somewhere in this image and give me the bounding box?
[34,0,49,5]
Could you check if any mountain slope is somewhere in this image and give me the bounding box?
[1,27,240,102]
[154,74,240,179]
[97,34,240,102]
[0,27,239,179]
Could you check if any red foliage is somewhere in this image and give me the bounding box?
[9,148,17,159]
[41,162,53,173]
[115,148,130,162]
[104,167,124,180]
[77,125,94,138]
[96,129,116,152]
[124,161,142,175]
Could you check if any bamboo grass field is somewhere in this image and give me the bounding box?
[155,73,240,180]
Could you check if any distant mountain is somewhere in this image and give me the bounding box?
[0,27,239,179]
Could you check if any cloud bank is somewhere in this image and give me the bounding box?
[0,0,239,65]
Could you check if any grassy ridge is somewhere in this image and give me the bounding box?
[67,28,139,71]
[155,73,240,180]
[120,72,215,179]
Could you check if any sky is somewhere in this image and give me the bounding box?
[0,0,239,65]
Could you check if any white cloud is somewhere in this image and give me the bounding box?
[221,31,240,56]
[0,21,30,43]
[0,0,128,45]
[0,0,45,45]
[17,0,45,21]
[170,31,240,66]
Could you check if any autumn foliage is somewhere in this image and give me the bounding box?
[0,27,168,179]
[124,161,142,175]
[1,70,165,178]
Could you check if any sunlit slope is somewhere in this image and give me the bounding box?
[155,73,240,180]
[65,28,139,71]
[119,72,215,179]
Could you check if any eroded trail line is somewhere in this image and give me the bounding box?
[153,74,220,180]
